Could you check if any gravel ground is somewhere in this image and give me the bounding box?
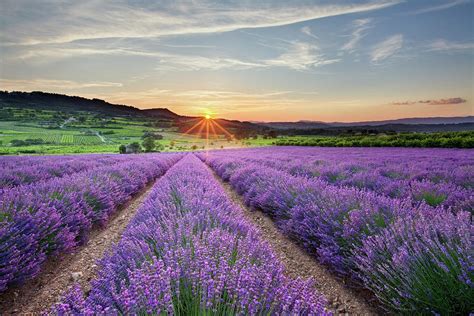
[0,181,156,315]
[211,169,384,315]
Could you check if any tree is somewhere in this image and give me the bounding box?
[119,144,126,154]
[155,142,164,152]
[128,142,142,154]
[142,137,155,152]
[268,130,278,138]
[142,131,163,140]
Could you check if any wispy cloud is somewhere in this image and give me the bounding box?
[392,97,467,105]
[0,79,123,90]
[410,0,470,15]
[370,34,403,62]
[1,1,402,46]
[155,55,266,71]
[426,39,474,52]
[301,26,319,40]
[341,18,372,52]
[13,39,340,72]
[264,42,339,70]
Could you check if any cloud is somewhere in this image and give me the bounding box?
[410,0,470,15]
[392,97,467,105]
[370,34,403,62]
[0,79,123,90]
[391,101,417,105]
[155,55,266,71]
[1,1,402,46]
[426,39,474,52]
[301,26,319,40]
[10,39,339,71]
[341,18,372,52]
[420,98,467,105]
[264,41,340,70]
[92,88,312,114]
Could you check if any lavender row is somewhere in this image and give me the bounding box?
[51,154,330,315]
[205,148,473,213]
[0,153,181,293]
[243,156,471,213]
[0,154,133,188]
[200,152,473,314]
[210,147,473,188]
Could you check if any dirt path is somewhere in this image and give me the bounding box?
[0,182,156,315]
[210,170,382,315]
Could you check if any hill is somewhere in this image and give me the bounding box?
[0,91,143,117]
[0,91,266,134]
[262,116,474,130]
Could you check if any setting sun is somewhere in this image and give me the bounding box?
[205,114,211,120]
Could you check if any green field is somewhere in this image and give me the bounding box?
[0,108,276,155]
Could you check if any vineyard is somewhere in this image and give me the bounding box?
[0,147,472,314]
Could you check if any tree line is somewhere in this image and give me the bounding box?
[275,131,474,148]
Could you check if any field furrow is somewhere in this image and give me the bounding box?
[49,154,330,315]
[0,154,182,293]
[210,168,379,315]
[0,179,158,314]
[199,148,473,314]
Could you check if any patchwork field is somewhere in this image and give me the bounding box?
[0,147,472,314]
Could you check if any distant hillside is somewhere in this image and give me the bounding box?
[277,123,474,136]
[260,121,330,130]
[176,117,269,136]
[262,116,474,130]
[0,91,146,117]
[0,90,267,135]
[329,116,474,127]
[142,108,183,120]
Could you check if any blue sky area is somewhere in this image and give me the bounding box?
[0,0,473,121]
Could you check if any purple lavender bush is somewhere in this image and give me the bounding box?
[0,154,128,189]
[51,155,330,315]
[211,147,473,214]
[0,154,180,292]
[199,147,473,314]
[356,209,473,314]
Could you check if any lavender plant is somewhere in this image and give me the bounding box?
[200,147,473,314]
[51,155,330,315]
[0,154,181,292]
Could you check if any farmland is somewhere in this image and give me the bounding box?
[0,147,472,314]
[0,107,275,155]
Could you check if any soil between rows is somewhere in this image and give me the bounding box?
[209,167,383,315]
[0,181,157,315]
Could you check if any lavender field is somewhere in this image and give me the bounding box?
[0,147,472,314]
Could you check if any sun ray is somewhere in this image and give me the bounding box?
[212,120,234,139]
[206,119,210,148]
[209,120,218,139]
[183,118,205,135]
[195,119,206,138]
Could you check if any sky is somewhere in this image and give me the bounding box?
[0,0,473,122]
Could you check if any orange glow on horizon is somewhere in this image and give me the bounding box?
[179,115,234,150]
